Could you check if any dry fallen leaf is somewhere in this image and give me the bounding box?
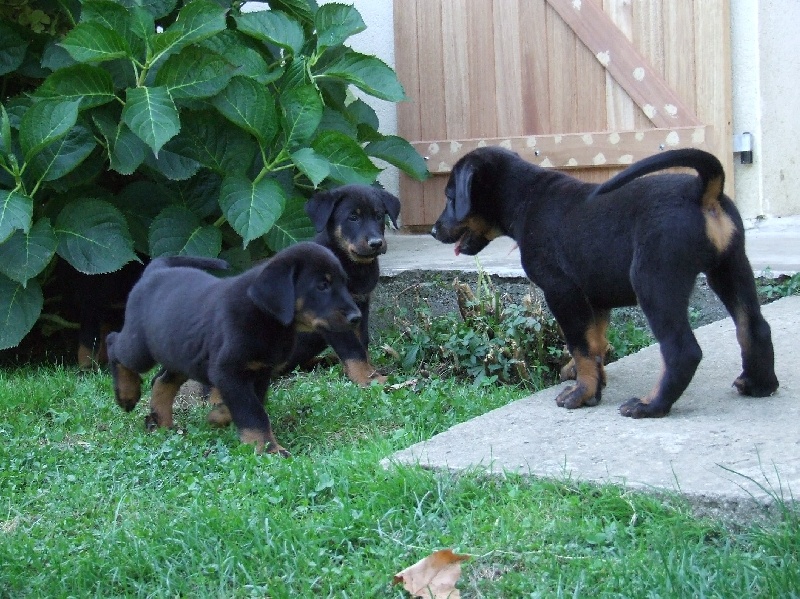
[393,549,471,599]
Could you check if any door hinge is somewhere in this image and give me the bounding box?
[732,132,753,164]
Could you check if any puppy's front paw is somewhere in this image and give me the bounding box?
[555,383,601,409]
[618,397,670,418]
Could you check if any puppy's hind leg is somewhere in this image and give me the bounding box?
[621,279,700,418]
[706,245,779,397]
[146,369,187,430]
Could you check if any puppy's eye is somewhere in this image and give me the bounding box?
[348,212,360,222]
[317,279,331,292]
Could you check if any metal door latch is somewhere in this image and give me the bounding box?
[732,132,753,164]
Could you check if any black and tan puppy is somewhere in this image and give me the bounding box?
[205,185,400,428]
[106,242,361,455]
[281,184,400,384]
[431,147,778,418]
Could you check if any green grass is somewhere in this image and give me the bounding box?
[1,364,798,598]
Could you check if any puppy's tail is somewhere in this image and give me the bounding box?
[590,148,725,211]
[149,256,230,272]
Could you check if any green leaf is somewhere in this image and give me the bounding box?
[234,10,305,56]
[201,31,282,85]
[280,85,323,147]
[80,0,147,61]
[122,85,180,156]
[35,65,116,110]
[59,22,130,64]
[116,181,168,253]
[93,113,148,175]
[212,76,278,145]
[264,195,314,252]
[346,98,379,132]
[315,3,366,51]
[154,46,233,100]
[0,104,12,163]
[316,50,407,102]
[290,148,330,188]
[0,274,43,350]
[0,189,33,243]
[54,198,138,274]
[0,218,58,285]
[152,0,227,62]
[0,22,29,77]
[117,0,177,19]
[177,111,258,175]
[149,205,222,257]
[143,145,201,181]
[29,124,97,182]
[19,99,82,162]
[265,0,314,27]
[312,130,380,185]
[366,135,430,182]
[219,175,286,247]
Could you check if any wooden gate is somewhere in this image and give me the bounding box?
[394,0,732,229]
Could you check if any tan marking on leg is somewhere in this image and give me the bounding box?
[206,387,232,427]
[343,359,387,386]
[239,428,289,457]
[638,365,667,405]
[149,375,185,429]
[555,352,600,409]
[113,363,142,411]
[586,318,610,387]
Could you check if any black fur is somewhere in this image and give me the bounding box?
[280,184,400,385]
[431,147,778,417]
[106,242,361,455]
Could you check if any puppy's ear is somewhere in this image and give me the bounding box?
[376,189,401,228]
[453,161,475,221]
[247,262,295,326]
[305,190,338,232]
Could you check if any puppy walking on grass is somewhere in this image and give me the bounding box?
[106,242,361,456]
[431,147,778,417]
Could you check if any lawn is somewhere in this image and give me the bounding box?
[1,362,798,598]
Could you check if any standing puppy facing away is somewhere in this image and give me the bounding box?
[431,147,778,418]
[106,242,361,456]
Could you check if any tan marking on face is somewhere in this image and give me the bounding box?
[334,225,378,264]
[702,175,735,252]
[294,308,326,333]
[460,214,504,242]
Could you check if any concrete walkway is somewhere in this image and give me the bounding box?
[382,216,800,514]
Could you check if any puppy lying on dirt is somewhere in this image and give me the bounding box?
[106,242,361,456]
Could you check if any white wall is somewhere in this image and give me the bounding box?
[731,0,800,219]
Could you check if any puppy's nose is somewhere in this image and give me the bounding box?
[347,310,362,326]
[368,237,383,249]
[430,225,437,238]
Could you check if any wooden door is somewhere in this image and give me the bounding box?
[394,0,732,229]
